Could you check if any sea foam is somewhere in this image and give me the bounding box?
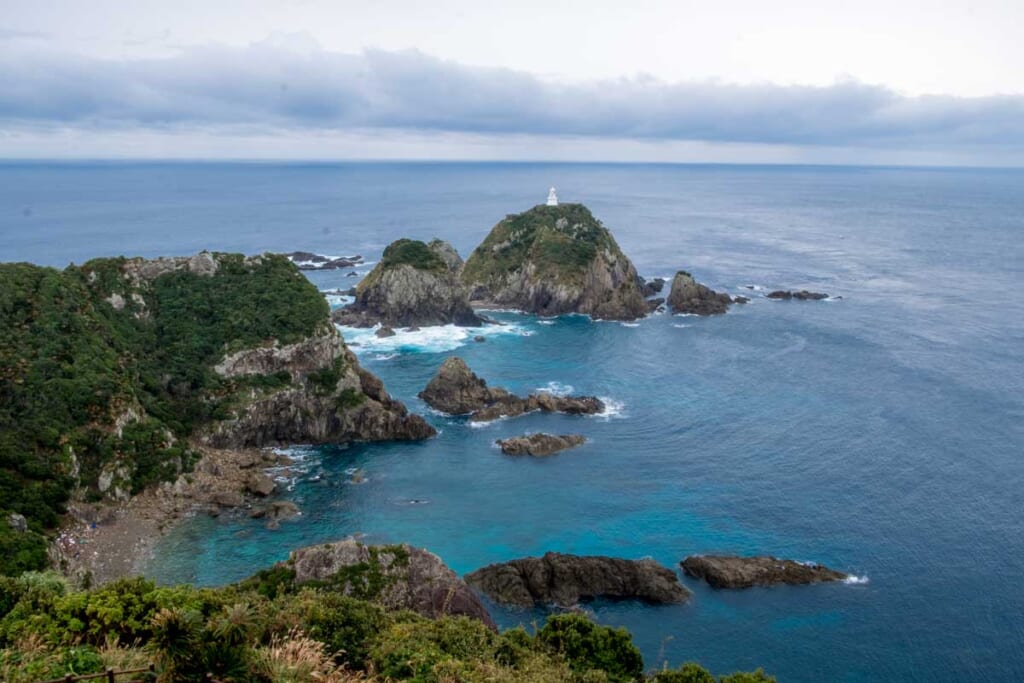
[335,322,530,355]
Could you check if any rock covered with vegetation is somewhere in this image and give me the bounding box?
[283,539,496,628]
[0,564,773,683]
[496,433,586,456]
[461,204,649,320]
[419,357,604,421]
[681,555,848,589]
[0,252,433,577]
[667,271,740,316]
[332,238,482,328]
[465,552,691,607]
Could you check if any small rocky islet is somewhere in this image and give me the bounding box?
[681,555,849,589]
[496,433,586,456]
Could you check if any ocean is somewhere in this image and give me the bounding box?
[1,161,1022,681]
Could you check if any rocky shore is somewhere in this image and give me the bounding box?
[465,552,691,607]
[419,357,604,421]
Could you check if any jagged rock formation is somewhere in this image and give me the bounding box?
[203,329,436,448]
[465,552,690,607]
[667,271,740,316]
[418,357,604,421]
[461,204,648,320]
[767,289,830,300]
[332,239,482,328]
[496,434,586,456]
[286,539,496,629]
[681,555,848,588]
[639,276,666,297]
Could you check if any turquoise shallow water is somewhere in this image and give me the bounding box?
[1,162,1023,681]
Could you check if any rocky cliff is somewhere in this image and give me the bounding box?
[666,271,740,316]
[465,552,691,607]
[332,238,482,328]
[461,204,648,320]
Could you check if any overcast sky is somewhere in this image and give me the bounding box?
[2,0,1023,165]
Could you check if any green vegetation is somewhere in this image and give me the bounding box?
[0,253,333,576]
[462,204,620,287]
[379,239,448,272]
[0,569,774,682]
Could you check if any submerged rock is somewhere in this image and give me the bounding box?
[496,433,586,456]
[466,552,690,607]
[286,539,496,629]
[418,357,604,421]
[667,271,735,316]
[462,204,648,320]
[766,290,829,300]
[681,555,848,588]
[332,239,482,328]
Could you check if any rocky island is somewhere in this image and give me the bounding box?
[465,552,691,607]
[681,555,848,588]
[461,204,649,320]
[667,270,745,315]
[496,433,586,456]
[332,238,483,328]
[419,357,604,421]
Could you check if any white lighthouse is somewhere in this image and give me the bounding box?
[546,187,559,206]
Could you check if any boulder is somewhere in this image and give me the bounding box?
[497,433,586,456]
[245,472,276,497]
[211,491,245,508]
[332,239,482,328]
[680,555,848,588]
[6,512,27,533]
[667,271,734,316]
[466,552,690,607]
[461,204,648,321]
[418,357,604,421]
[375,326,396,338]
[288,539,496,629]
[766,290,829,300]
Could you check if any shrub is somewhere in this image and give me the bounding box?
[652,662,716,683]
[536,614,644,683]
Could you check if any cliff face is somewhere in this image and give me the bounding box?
[461,204,648,320]
[0,251,433,575]
[332,239,481,328]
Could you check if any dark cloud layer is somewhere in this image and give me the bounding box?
[1,41,1022,149]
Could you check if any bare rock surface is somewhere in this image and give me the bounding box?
[418,357,604,421]
[681,555,848,588]
[287,539,496,629]
[667,271,736,316]
[766,290,830,300]
[496,433,586,456]
[465,552,691,607]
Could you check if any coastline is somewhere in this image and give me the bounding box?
[53,445,296,586]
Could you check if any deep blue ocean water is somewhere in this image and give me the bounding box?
[1,161,1023,681]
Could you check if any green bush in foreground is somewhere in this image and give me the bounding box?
[0,570,775,682]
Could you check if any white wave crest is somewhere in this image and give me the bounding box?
[593,396,625,419]
[844,574,870,585]
[335,322,531,355]
[672,323,692,329]
[620,322,640,328]
[536,381,574,397]
[538,320,555,326]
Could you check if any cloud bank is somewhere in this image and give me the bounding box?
[1,37,1022,160]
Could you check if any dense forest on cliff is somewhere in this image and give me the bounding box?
[0,254,330,575]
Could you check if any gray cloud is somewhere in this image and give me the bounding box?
[1,41,1022,149]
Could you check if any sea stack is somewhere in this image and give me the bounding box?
[332,238,482,328]
[667,271,736,316]
[461,203,648,320]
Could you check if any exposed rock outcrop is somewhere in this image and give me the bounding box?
[639,276,666,297]
[681,555,848,589]
[418,357,604,421]
[286,539,496,629]
[332,239,482,328]
[465,552,690,607]
[766,290,830,300]
[462,204,648,320]
[667,271,736,316]
[496,434,586,456]
[204,328,436,448]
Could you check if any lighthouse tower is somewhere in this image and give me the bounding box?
[546,187,559,206]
